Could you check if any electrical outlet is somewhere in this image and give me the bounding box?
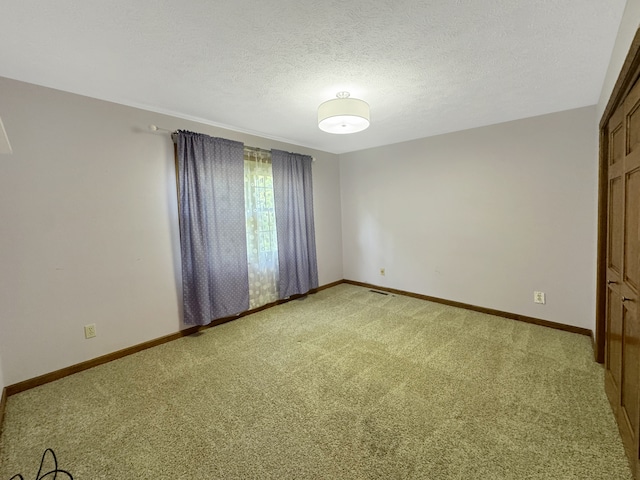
[534,291,546,304]
[84,324,97,339]
[380,268,385,276]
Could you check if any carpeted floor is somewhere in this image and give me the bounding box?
[0,284,632,479]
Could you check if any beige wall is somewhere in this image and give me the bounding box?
[339,106,598,330]
[0,77,343,385]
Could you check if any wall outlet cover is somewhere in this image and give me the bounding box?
[84,324,97,339]
[534,291,546,304]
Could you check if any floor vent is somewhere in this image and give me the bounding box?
[369,290,389,295]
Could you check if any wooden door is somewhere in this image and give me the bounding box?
[605,78,640,476]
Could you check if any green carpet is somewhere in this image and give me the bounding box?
[0,284,632,479]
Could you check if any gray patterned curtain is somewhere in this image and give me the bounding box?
[271,149,318,298]
[176,131,249,325]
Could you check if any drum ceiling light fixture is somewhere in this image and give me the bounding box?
[318,91,370,134]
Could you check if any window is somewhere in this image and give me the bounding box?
[244,149,279,309]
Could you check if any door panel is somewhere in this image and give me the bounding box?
[608,286,623,391]
[610,176,624,274]
[624,167,640,290]
[628,102,640,154]
[605,79,640,478]
[622,301,639,438]
[612,123,625,165]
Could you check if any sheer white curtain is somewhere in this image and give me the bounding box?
[244,149,279,309]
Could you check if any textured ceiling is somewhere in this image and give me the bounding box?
[0,0,627,154]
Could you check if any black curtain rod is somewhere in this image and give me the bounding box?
[157,125,315,161]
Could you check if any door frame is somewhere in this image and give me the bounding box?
[596,28,640,363]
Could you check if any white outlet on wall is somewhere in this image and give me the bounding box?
[534,291,546,304]
[84,323,97,339]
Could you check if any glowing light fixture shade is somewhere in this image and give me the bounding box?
[318,92,370,134]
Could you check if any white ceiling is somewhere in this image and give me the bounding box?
[0,0,627,154]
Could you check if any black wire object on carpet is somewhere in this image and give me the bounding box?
[7,449,73,480]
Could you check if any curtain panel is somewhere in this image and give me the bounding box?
[176,131,249,325]
[271,149,319,298]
